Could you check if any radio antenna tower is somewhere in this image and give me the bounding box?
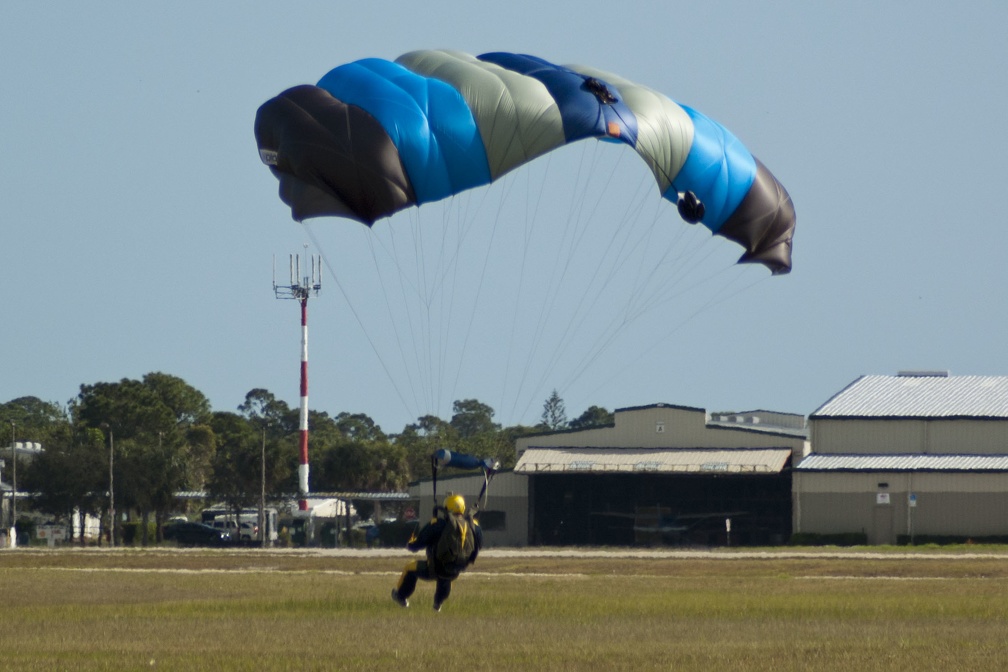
[274,246,322,511]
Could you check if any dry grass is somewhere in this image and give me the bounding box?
[2,547,1007,671]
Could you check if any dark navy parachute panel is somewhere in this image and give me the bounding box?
[477,52,640,148]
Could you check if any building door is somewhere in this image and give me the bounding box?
[870,504,894,545]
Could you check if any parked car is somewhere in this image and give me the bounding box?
[211,519,259,543]
[164,521,231,546]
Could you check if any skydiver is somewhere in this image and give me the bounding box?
[391,493,483,612]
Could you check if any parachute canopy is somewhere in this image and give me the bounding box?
[255,50,795,274]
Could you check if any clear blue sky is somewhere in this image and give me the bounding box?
[3,3,1006,433]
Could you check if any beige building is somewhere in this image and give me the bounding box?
[408,471,528,547]
[514,403,807,546]
[794,372,1008,544]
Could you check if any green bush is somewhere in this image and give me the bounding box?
[897,534,1008,546]
[121,521,158,545]
[789,532,868,546]
[377,520,414,547]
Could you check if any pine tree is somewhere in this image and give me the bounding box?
[541,389,567,430]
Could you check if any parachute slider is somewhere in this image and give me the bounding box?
[677,190,705,224]
[583,77,618,104]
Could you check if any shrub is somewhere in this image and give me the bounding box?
[789,532,868,546]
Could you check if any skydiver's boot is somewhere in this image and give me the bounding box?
[393,560,419,608]
[433,578,452,612]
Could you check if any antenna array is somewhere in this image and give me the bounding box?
[273,249,322,301]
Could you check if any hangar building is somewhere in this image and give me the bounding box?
[514,403,807,546]
[408,471,529,547]
[793,372,1008,544]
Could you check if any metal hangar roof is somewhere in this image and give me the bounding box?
[796,453,1008,472]
[515,447,792,475]
[811,373,1008,419]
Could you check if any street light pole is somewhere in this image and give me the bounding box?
[260,424,267,549]
[9,421,15,546]
[109,429,115,547]
[101,425,115,548]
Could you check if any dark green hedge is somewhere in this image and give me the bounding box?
[789,532,868,546]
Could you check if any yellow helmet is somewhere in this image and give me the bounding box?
[443,494,465,515]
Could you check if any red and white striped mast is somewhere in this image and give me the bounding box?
[274,247,321,511]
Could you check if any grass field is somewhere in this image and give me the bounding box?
[2,547,1008,671]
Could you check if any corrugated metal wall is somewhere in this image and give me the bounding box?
[794,471,1008,541]
[811,418,1008,454]
[518,406,806,452]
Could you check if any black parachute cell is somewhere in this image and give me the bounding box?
[254,85,416,224]
[717,160,796,275]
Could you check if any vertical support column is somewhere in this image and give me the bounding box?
[298,297,310,511]
[274,250,320,517]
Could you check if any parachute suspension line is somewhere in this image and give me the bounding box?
[381,213,433,414]
[430,453,439,513]
[555,235,741,400]
[415,208,441,415]
[504,141,613,420]
[581,171,662,322]
[300,223,417,421]
[625,238,734,323]
[353,208,461,419]
[621,195,671,322]
[443,189,495,412]
[404,208,441,416]
[582,267,769,403]
[364,183,497,422]
[566,143,633,261]
[445,175,517,413]
[475,465,494,513]
[432,195,476,419]
[365,225,426,416]
[499,153,552,419]
[511,164,662,421]
[595,190,735,335]
[529,178,660,395]
[431,199,459,420]
[510,145,660,422]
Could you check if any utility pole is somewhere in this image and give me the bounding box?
[274,247,321,512]
[9,421,15,547]
[101,423,115,547]
[260,423,267,548]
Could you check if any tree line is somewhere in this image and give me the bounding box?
[1,374,613,543]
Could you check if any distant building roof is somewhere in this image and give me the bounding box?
[707,410,807,436]
[515,447,792,475]
[811,373,1008,419]
[174,491,411,501]
[796,453,1008,472]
